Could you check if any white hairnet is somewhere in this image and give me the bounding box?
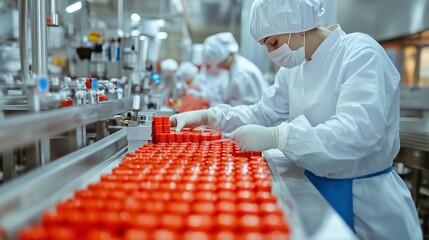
[177,62,198,79]
[250,0,325,42]
[160,58,179,72]
[203,32,239,67]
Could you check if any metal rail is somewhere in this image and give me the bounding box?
[0,97,133,152]
[0,129,127,239]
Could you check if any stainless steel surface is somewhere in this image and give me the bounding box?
[0,129,127,239]
[31,0,47,77]
[136,36,149,72]
[0,97,133,152]
[48,0,58,26]
[264,149,356,240]
[18,0,29,84]
[337,0,429,41]
[400,119,429,152]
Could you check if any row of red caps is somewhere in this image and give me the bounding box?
[19,134,289,240]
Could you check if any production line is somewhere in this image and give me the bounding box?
[1,0,428,239]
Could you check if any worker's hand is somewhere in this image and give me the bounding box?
[170,110,209,132]
[226,124,279,152]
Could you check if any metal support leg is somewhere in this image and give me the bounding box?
[2,151,15,181]
[412,169,421,205]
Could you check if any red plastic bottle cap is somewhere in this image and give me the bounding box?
[19,226,48,240]
[171,191,194,202]
[161,214,185,230]
[183,132,192,142]
[167,133,175,143]
[60,100,69,107]
[48,227,76,240]
[163,124,171,133]
[175,133,184,142]
[129,213,159,229]
[217,191,237,202]
[86,230,116,240]
[82,211,101,228]
[162,116,170,124]
[153,124,163,133]
[98,95,107,101]
[263,231,290,240]
[153,116,163,125]
[255,179,272,191]
[257,191,277,203]
[216,201,237,214]
[186,214,214,231]
[240,215,262,232]
[260,202,282,214]
[201,133,211,142]
[192,202,216,215]
[262,214,290,232]
[124,229,150,240]
[216,213,238,230]
[183,231,211,240]
[214,231,235,240]
[240,233,264,240]
[197,182,217,192]
[195,191,217,202]
[153,229,180,240]
[237,202,259,214]
[236,181,256,190]
[217,181,236,191]
[42,211,62,227]
[237,190,257,202]
[158,133,167,143]
[167,202,191,215]
[85,78,92,89]
[191,133,201,143]
[210,132,222,141]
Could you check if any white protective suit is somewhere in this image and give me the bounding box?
[209,25,421,240]
[223,54,268,106]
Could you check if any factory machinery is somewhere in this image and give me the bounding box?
[0,0,356,239]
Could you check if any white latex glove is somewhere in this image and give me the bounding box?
[170,110,219,132]
[225,124,279,152]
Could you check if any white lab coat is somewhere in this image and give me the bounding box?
[223,55,268,106]
[191,55,267,107]
[211,25,421,240]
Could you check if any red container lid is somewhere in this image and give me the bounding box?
[153,124,163,133]
[175,133,184,142]
[161,214,185,230]
[98,95,107,102]
[169,133,177,143]
[124,229,150,240]
[162,116,170,124]
[201,133,211,142]
[216,201,237,214]
[191,133,201,143]
[183,133,192,142]
[186,214,214,231]
[129,213,159,229]
[216,213,238,231]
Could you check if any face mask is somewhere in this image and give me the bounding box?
[268,33,305,68]
[206,66,222,76]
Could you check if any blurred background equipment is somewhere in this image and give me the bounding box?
[0,0,429,239]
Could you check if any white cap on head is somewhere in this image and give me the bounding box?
[161,58,179,72]
[203,32,239,67]
[250,0,325,42]
[177,62,198,79]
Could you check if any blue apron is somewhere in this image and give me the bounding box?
[304,166,393,231]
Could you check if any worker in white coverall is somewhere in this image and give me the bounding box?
[191,32,268,107]
[169,0,422,239]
